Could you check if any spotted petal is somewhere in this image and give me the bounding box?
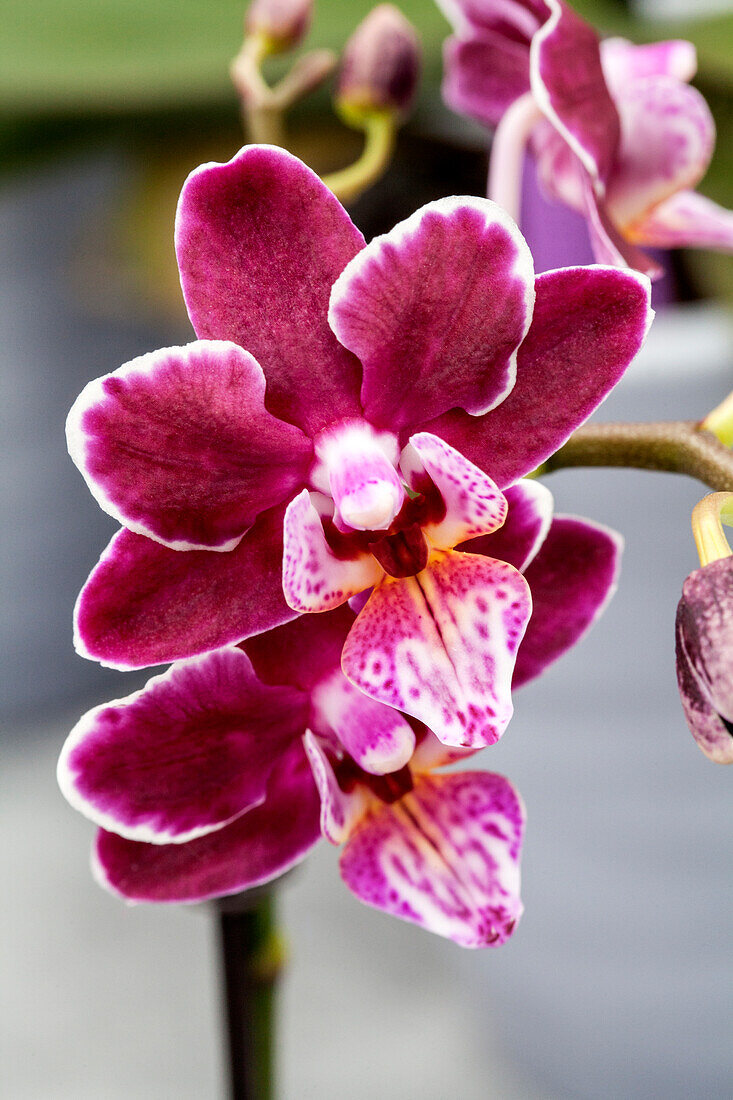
[513,515,622,688]
[403,432,508,549]
[341,550,532,749]
[340,770,525,947]
[94,741,321,903]
[176,145,365,436]
[282,490,382,613]
[76,503,295,670]
[460,479,553,571]
[67,341,312,550]
[422,265,653,487]
[530,0,619,190]
[329,197,535,429]
[58,649,307,843]
[605,77,715,232]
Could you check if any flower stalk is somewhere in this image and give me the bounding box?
[542,420,733,492]
[321,108,397,205]
[691,492,733,567]
[217,891,283,1100]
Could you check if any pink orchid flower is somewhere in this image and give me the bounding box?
[67,144,650,749]
[58,501,621,945]
[439,0,733,278]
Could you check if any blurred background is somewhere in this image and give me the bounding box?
[2,0,732,1096]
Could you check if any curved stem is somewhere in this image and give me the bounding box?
[691,493,733,566]
[542,421,733,492]
[321,111,397,205]
[487,92,542,222]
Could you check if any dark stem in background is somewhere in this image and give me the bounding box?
[217,892,281,1100]
[543,421,733,491]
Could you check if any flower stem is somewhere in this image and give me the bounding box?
[691,493,733,566]
[542,421,733,492]
[321,110,397,205]
[487,92,542,223]
[217,892,283,1100]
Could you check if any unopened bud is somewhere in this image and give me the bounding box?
[336,4,421,118]
[245,0,313,53]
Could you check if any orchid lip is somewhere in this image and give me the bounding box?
[312,421,404,531]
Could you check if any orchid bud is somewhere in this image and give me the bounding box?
[676,558,733,764]
[245,0,312,53]
[336,4,421,119]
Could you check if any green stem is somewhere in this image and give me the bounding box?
[321,111,397,205]
[218,892,283,1100]
[542,420,733,492]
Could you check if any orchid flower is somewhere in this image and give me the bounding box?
[67,144,650,749]
[58,498,621,945]
[439,0,733,277]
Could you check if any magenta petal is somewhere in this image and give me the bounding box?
[76,504,295,670]
[312,670,416,775]
[329,197,535,429]
[605,77,714,231]
[601,37,697,86]
[676,559,733,765]
[94,742,321,903]
[242,604,355,692]
[631,190,733,253]
[58,649,307,842]
[531,0,619,189]
[283,490,382,613]
[404,432,508,549]
[67,341,312,550]
[422,265,653,487]
[339,770,525,947]
[176,146,365,436]
[442,32,531,128]
[438,0,544,39]
[341,550,532,749]
[303,730,373,844]
[513,515,622,688]
[461,479,553,571]
[582,183,664,279]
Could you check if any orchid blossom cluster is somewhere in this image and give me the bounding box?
[439,0,733,278]
[58,138,654,946]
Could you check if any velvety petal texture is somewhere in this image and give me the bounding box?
[243,603,358,692]
[329,197,535,428]
[76,504,295,669]
[94,742,321,902]
[513,515,622,687]
[58,650,308,842]
[340,771,525,947]
[675,558,733,764]
[530,0,619,189]
[342,550,532,748]
[442,32,531,127]
[282,490,383,613]
[176,145,365,436]
[422,265,653,487]
[66,341,312,550]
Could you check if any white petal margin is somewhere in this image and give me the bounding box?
[311,669,416,775]
[282,489,383,613]
[339,770,526,948]
[402,432,508,549]
[303,731,374,844]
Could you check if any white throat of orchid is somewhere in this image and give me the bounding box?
[313,422,405,532]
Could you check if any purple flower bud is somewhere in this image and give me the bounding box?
[676,557,733,764]
[245,0,312,52]
[336,4,421,116]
